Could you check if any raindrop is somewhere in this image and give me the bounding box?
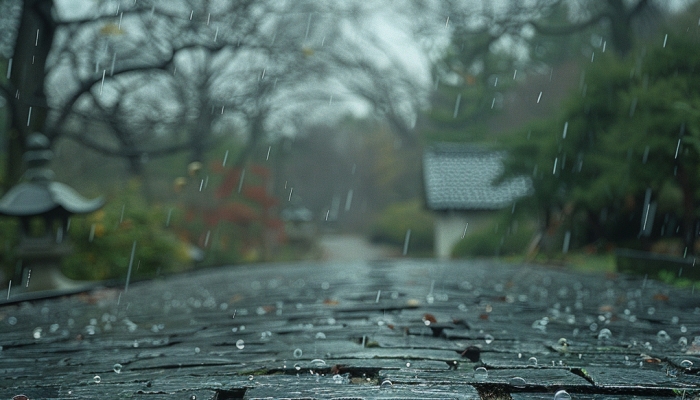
[474,367,488,381]
[236,339,245,349]
[554,389,571,400]
[113,363,122,373]
[484,334,494,344]
[190,396,196,400]
[294,363,301,371]
[537,91,542,103]
[663,33,668,47]
[248,375,254,381]
[681,325,688,333]
[402,229,411,255]
[311,359,326,367]
[93,375,101,384]
[293,348,303,358]
[528,357,538,366]
[406,362,411,368]
[194,347,200,354]
[380,379,393,390]
[453,94,462,118]
[510,376,527,388]
[598,328,612,340]
[315,332,326,339]
[657,330,671,343]
[332,374,343,384]
[680,360,693,369]
[32,327,42,339]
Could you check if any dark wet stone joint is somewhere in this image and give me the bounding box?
[0,259,699,399]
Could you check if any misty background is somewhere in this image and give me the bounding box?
[1,0,699,283]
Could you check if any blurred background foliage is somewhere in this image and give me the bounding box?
[2,0,700,285]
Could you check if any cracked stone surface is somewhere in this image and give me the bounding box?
[0,259,699,399]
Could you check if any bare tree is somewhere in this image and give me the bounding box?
[1,0,437,188]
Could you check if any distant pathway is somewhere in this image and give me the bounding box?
[319,234,398,261]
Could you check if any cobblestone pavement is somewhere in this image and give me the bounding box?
[1,259,699,399]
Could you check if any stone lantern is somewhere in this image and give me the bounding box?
[0,133,104,294]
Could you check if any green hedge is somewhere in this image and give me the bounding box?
[452,214,535,258]
[369,199,434,253]
[62,180,191,281]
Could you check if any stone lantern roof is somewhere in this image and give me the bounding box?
[0,133,104,219]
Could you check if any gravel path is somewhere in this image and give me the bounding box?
[319,234,399,261]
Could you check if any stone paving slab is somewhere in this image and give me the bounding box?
[1,259,699,399]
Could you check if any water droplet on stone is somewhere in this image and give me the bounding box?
[311,359,326,366]
[315,332,326,339]
[113,363,122,373]
[32,327,42,339]
[680,359,694,369]
[597,328,612,340]
[293,348,303,358]
[93,375,101,384]
[294,363,301,371]
[194,347,200,354]
[554,389,571,400]
[474,367,488,381]
[190,395,196,400]
[657,330,671,343]
[380,379,393,389]
[510,376,526,388]
[236,340,245,349]
[248,375,254,381]
[332,374,343,384]
[528,357,538,366]
[484,334,494,344]
[406,362,411,368]
[8,316,17,325]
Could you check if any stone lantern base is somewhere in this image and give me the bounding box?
[14,237,84,293]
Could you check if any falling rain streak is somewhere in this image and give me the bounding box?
[237,169,245,193]
[6,58,12,79]
[562,231,571,253]
[125,241,136,293]
[452,94,461,118]
[402,229,411,255]
[345,190,353,211]
[26,107,32,126]
[461,223,468,239]
[562,121,568,139]
[537,92,542,103]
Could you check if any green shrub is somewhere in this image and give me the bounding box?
[369,199,434,253]
[452,214,535,258]
[62,180,191,281]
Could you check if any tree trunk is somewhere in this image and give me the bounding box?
[5,0,56,188]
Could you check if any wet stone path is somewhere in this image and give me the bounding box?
[0,259,699,399]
